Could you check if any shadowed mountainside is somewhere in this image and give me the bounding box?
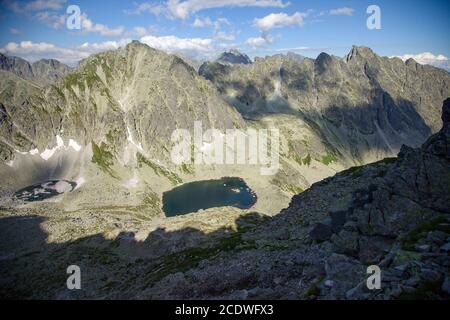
[1,99,449,300]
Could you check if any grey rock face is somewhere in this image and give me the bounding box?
[127,100,449,300]
[0,41,245,169]
[216,49,252,65]
[199,46,450,165]
[31,59,71,84]
[310,223,333,242]
[0,43,448,300]
[0,53,70,85]
[0,53,33,79]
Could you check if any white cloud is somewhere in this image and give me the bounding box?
[192,16,214,28]
[1,41,87,65]
[35,11,66,29]
[7,0,66,13]
[329,7,354,16]
[0,32,230,66]
[0,39,133,66]
[246,35,273,47]
[80,13,125,36]
[253,11,308,32]
[78,39,133,53]
[215,31,235,41]
[133,27,148,37]
[192,17,234,41]
[10,28,21,35]
[125,26,157,37]
[124,2,166,15]
[174,0,290,19]
[393,52,450,71]
[140,34,216,58]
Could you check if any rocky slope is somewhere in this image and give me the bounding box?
[2,44,449,209]
[0,53,71,85]
[0,41,449,299]
[0,99,448,299]
[200,46,450,167]
[215,49,252,65]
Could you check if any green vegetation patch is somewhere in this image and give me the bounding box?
[398,276,444,300]
[147,231,255,284]
[13,131,28,148]
[180,163,195,175]
[302,153,312,166]
[292,152,311,167]
[91,141,115,176]
[143,191,161,210]
[284,185,304,194]
[321,153,337,166]
[302,275,325,298]
[399,216,449,250]
[137,153,182,185]
[377,157,397,165]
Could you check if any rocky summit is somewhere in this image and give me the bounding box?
[0,42,449,300]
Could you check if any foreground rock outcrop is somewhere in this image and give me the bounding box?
[0,99,448,299]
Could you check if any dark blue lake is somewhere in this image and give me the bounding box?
[162,177,257,217]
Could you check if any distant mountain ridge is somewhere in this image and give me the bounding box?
[0,53,71,85]
[216,49,252,65]
[199,45,450,166]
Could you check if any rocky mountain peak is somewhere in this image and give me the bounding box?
[216,49,252,65]
[314,52,336,74]
[0,52,70,85]
[405,57,418,66]
[345,45,376,62]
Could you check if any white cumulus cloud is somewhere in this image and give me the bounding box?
[192,16,214,28]
[253,11,308,32]
[7,0,66,13]
[393,52,450,71]
[169,0,290,19]
[0,39,133,66]
[246,35,273,47]
[140,34,215,58]
[80,13,125,36]
[124,2,166,15]
[10,28,21,35]
[329,7,354,16]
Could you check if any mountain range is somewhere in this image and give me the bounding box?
[0,42,449,299]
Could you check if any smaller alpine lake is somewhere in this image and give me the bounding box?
[14,180,77,202]
[162,177,257,217]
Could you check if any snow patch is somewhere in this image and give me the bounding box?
[13,135,84,160]
[74,176,85,190]
[52,180,73,193]
[126,126,144,152]
[123,176,139,189]
[68,139,82,152]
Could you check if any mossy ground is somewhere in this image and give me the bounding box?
[91,141,116,177]
[137,153,182,185]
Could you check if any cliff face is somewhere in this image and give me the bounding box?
[133,99,450,300]
[0,42,244,163]
[0,53,71,85]
[200,46,450,165]
[135,99,450,300]
[0,100,448,299]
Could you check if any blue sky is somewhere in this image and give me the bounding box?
[0,0,449,69]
